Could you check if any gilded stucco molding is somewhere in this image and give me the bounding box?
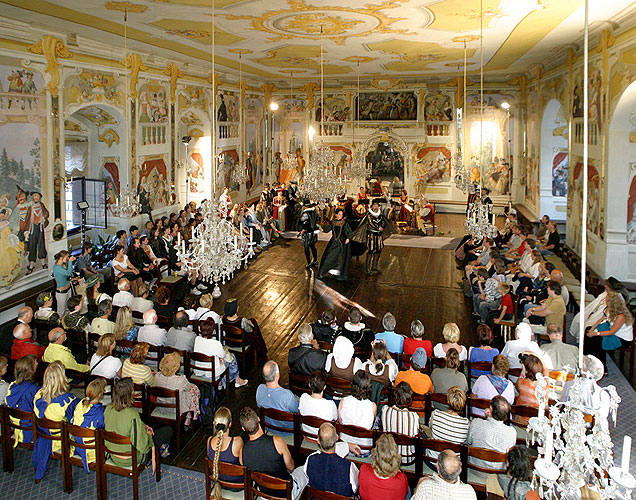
[28,35,72,96]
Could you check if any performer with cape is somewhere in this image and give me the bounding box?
[352,200,397,275]
[318,208,352,281]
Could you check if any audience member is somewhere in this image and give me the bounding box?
[137,309,167,346]
[338,370,376,450]
[43,328,89,372]
[486,446,539,500]
[341,307,373,351]
[11,323,45,360]
[311,309,340,343]
[433,323,467,361]
[154,352,200,427]
[325,336,363,380]
[471,355,515,414]
[298,370,338,436]
[514,354,546,419]
[431,348,468,395]
[187,293,221,323]
[91,299,115,335]
[524,281,566,328]
[71,377,107,470]
[256,360,299,433]
[89,333,122,378]
[374,312,404,354]
[61,294,89,332]
[131,282,153,313]
[121,342,155,385]
[112,278,134,308]
[426,386,469,460]
[153,286,176,318]
[540,324,579,371]
[468,325,499,377]
[34,293,60,329]
[207,407,244,499]
[381,382,419,464]
[501,323,540,370]
[561,354,611,420]
[53,250,76,316]
[1,306,34,354]
[288,323,328,375]
[113,305,139,343]
[358,434,409,500]
[394,347,433,398]
[363,340,398,386]
[403,320,433,362]
[413,449,476,500]
[4,355,40,445]
[166,311,197,352]
[223,298,267,361]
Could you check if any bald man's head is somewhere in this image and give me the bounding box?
[18,306,33,323]
[13,323,31,340]
[318,423,338,452]
[143,309,157,325]
[438,449,462,483]
[48,327,66,344]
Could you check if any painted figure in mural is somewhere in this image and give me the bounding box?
[11,186,30,243]
[218,94,228,122]
[25,192,49,274]
[105,179,118,215]
[628,202,636,244]
[246,156,254,193]
[469,157,481,184]
[23,72,37,94]
[8,70,24,92]
[136,181,152,219]
[0,196,24,286]
[295,148,305,179]
[572,84,583,118]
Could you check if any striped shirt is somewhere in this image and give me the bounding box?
[427,409,469,459]
[381,405,419,464]
[121,359,155,385]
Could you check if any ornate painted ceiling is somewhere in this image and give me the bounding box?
[2,0,636,84]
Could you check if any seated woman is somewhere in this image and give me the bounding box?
[338,370,377,452]
[85,275,111,309]
[111,244,142,296]
[425,386,469,460]
[193,319,247,388]
[486,446,540,500]
[471,354,515,416]
[153,286,176,318]
[469,324,500,377]
[33,361,80,482]
[358,434,408,500]
[72,378,107,471]
[207,406,244,497]
[127,236,155,283]
[380,382,419,465]
[34,291,60,329]
[114,305,139,344]
[222,298,267,362]
[514,354,547,423]
[430,348,468,395]
[298,370,338,439]
[341,307,374,352]
[433,322,467,361]
[90,299,115,335]
[121,342,155,386]
[402,320,433,363]
[4,354,40,445]
[154,352,201,427]
[89,333,122,379]
[362,340,398,387]
[325,336,363,381]
[105,377,173,469]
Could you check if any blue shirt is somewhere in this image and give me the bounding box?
[255,384,299,433]
[469,347,500,377]
[53,262,74,289]
[375,330,404,354]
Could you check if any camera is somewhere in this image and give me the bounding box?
[518,353,530,364]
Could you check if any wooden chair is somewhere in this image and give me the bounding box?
[467,397,491,419]
[258,407,297,448]
[409,392,428,418]
[131,309,145,326]
[247,469,294,500]
[465,446,508,493]
[335,422,375,466]
[99,429,160,500]
[421,438,464,476]
[325,376,352,400]
[0,406,35,472]
[222,324,257,374]
[185,350,230,393]
[189,319,202,336]
[66,327,88,362]
[467,361,492,388]
[317,341,333,352]
[33,413,70,491]
[31,319,51,346]
[67,368,91,392]
[289,371,311,397]
[145,343,163,370]
[423,393,451,425]
[63,423,104,500]
[308,486,355,500]
[88,331,101,356]
[510,404,539,445]
[508,367,522,379]
[163,346,186,374]
[294,414,333,459]
[205,456,248,500]
[147,386,186,451]
[156,315,172,331]
[387,431,423,479]
[110,305,121,322]
[114,338,136,357]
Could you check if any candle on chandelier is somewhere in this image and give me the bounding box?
[234,234,237,248]
[538,403,545,421]
[544,428,554,461]
[622,435,632,473]
[181,240,185,255]
[177,232,181,246]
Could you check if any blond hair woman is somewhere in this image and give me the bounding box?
[72,377,107,470]
[206,407,244,499]
[358,433,408,500]
[114,305,139,342]
[33,361,79,482]
[433,322,467,361]
[586,292,634,368]
[154,351,200,427]
[89,333,122,379]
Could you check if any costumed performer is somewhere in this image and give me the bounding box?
[318,208,352,281]
[352,200,396,275]
[299,200,319,269]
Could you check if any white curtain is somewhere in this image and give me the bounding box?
[64,142,88,175]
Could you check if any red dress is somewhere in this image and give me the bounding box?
[358,464,408,500]
[403,338,433,368]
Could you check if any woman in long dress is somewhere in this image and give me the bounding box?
[318,208,352,281]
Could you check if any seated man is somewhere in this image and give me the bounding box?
[239,407,307,500]
[524,281,566,329]
[288,324,327,376]
[130,282,154,314]
[466,396,516,475]
[374,312,404,354]
[11,323,45,360]
[137,309,167,346]
[413,449,476,500]
[112,278,134,308]
[91,299,115,335]
[305,423,359,497]
[256,360,299,433]
[61,295,89,333]
[540,324,579,371]
[341,308,373,351]
[501,323,541,370]
[43,327,90,372]
[166,311,196,352]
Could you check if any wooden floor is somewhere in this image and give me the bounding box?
[167,222,474,471]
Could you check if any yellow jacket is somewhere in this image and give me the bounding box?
[43,343,90,372]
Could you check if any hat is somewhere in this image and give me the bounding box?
[224,298,238,317]
[36,291,53,307]
[412,347,428,371]
[85,275,100,288]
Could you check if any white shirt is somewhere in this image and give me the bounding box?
[89,354,122,379]
[131,296,154,314]
[500,338,541,369]
[111,255,132,278]
[433,343,468,361]
[192,336,226,379]
[137,324,167,346]
[184,307,221,324]
[299,393,338,435]
[112,291,134,308]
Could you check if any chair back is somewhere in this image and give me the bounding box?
[247,470,293,500]
[309,486,354,500]
[114,338,136,357]
[189,319,202,335]
[131,310,144,326]
[67,368,91,391]
[258,407,296,437]
[205,456,247,499]
[508,367,522,378]
[163,346,186,373]
[110,305,121,321]
[185,350,218,381]
[99,429,140,472]
[156,315,172,330]
[145,343,163,370]
[88,331,101,356]
[467,397,491,419]
[147,386,181,421]
[289,371,311,396]
[64,422,100,468]
[317,341,333,352]
[387,431,423,478]
[467,361,492,385]
[66,328,88,360]
[294,414,334,458]
[325,377,352,400]
[1,406,35,448]
[421,438,463,471]
[466,446,508,492]
[335,422,375,458]
[222,324,248,352]
[33,413,65,456]
[424,393,452,424]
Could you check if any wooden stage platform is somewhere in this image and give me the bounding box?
[167,232,473,471]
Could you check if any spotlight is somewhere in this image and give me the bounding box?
[308,126,315,139]
[269,102,279,111]
[501,102,510,110]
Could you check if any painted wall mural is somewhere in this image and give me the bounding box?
[138,155,169,211]
[425,92,453,121]
[316,94,350,135]
[525,89,540,208]
[217,148,240,193]
[355,92,417,121]
[217,91,239,122]
[569,157,605,250]
[65,71,124,107]
[0,64,48,287]
[101,156,120,216]
[138,82,168,123]
[414,146,451,192]
[552,150,568,197]
[627,172,636,244]
[245,95,264,194]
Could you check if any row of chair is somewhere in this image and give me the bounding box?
[0,404,159,500]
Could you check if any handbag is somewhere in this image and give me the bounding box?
[597,321,622,350]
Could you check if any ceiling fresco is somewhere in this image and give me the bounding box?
[1,0,635,83]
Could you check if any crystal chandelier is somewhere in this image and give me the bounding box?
[527,372,631,499]
[113,187,141,218]
[175,198,245,297]
[464,198,497,239]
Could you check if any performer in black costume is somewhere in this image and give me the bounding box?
[352,200,396,275]
[299,200,319,268]
[318,208,352,280]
